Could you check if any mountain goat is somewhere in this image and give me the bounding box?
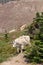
[13,35,31,53]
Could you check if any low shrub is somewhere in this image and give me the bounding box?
[0,40,17,63]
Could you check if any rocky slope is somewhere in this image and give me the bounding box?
[0,0,43,32]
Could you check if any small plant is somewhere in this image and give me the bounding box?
[31,62,37,65]
[4,30,9,42]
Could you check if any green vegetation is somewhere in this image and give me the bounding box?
[0,29,26,63]
[25,12,43,63]
[0,34,17,63]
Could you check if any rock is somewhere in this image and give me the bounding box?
[20,24,27,31]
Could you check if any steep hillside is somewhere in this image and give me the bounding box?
[0,0,43,32]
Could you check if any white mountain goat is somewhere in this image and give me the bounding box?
[13,35,31,53]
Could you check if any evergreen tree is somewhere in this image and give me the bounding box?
[25,12,43,63]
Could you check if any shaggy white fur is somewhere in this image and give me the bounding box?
[13,35,31,47]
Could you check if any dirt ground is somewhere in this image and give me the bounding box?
[0,53,42,65]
